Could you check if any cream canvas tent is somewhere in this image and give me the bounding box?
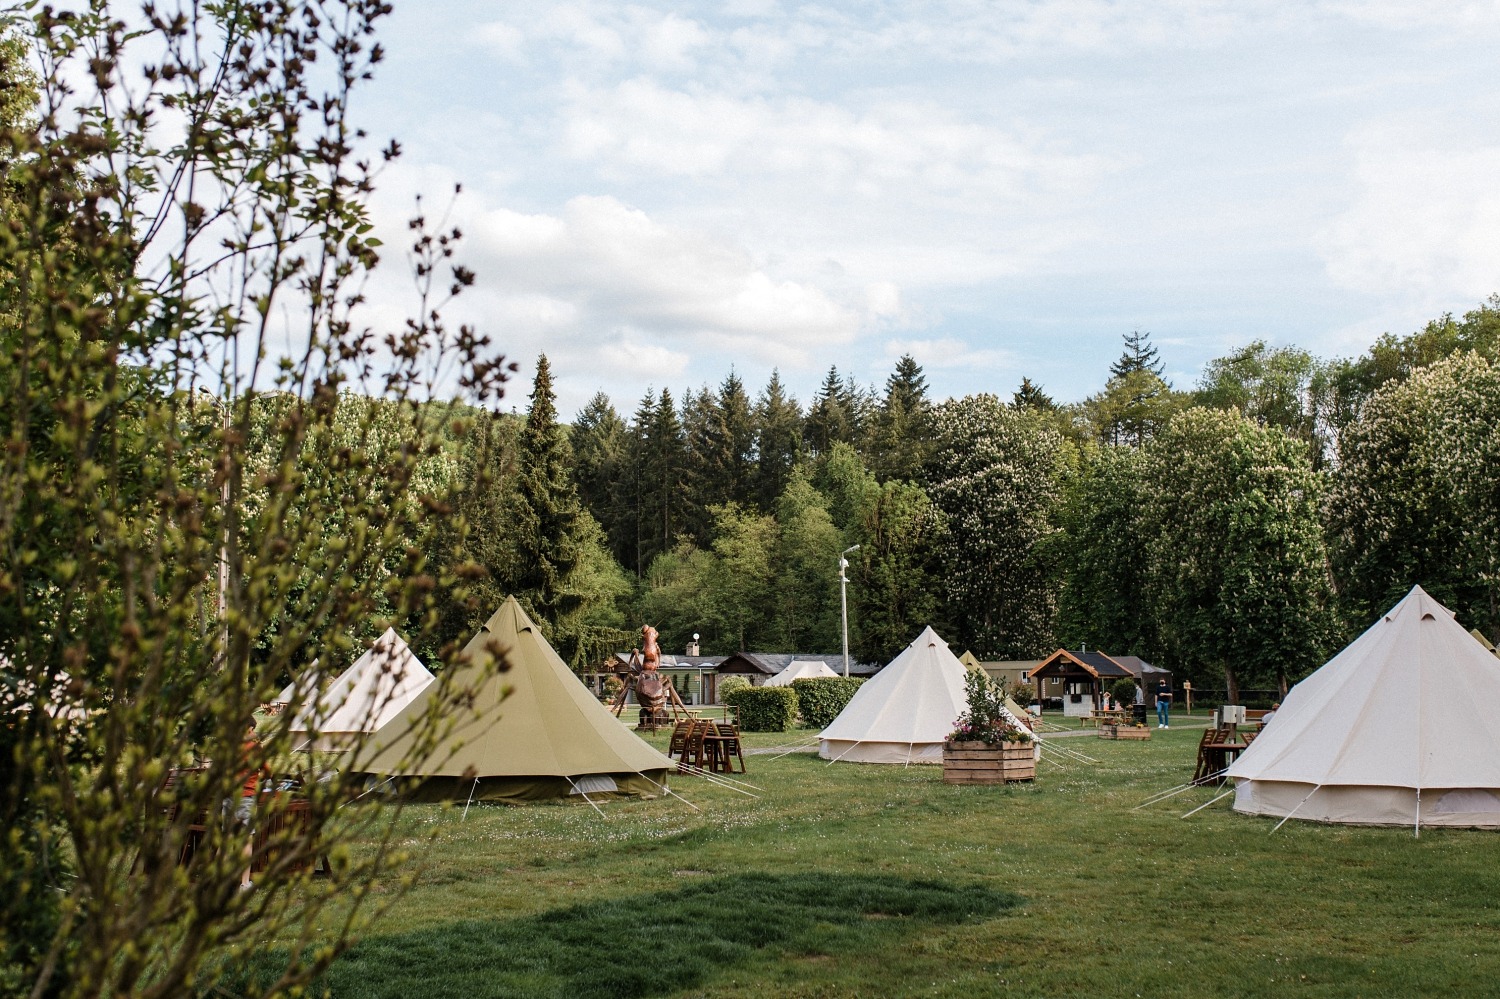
[1228,585,1500,829]
[818,626,968,764]
[350,597,673,801]
[284,629,434,752]
[765,659,840,687]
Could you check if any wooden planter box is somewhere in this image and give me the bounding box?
[1099,724,1152,741]
[942,741,1035,784]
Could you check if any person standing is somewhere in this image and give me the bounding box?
[227,720,267,889]
[1155,679,1172,729]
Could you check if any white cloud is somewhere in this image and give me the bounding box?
[464,194,862,349]
[1317,124,1500,305]
[560,78,1103,202]
[883,337,1015,371]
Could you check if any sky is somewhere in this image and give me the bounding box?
[353,1,1500,419]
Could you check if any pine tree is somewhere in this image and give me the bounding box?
[842,371,878,452]
[631,387,688,572]
[570,391,630,568]
[804,365,852,456]
[686,372,757,522]
[872,354,932,481]
[677,385,717,546]
[1109,329,1165,379]
[626,389,658,575]
[1011,377,1056,412]
[754,370,803,510]
[510,355,584,626]
[709,370,757,507]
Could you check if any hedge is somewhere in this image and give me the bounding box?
[790,677,866,728]
[723,685,799,732]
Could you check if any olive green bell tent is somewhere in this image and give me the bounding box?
[350,597,673,801]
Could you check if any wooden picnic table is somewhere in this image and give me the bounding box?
[1080,710,1126,728]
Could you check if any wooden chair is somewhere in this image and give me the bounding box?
[1192,726,1235,785]
[709,721,745,774]
[679,720,709,773]
[666,718,695,760]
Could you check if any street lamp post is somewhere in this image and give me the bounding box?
[839,544,860,678]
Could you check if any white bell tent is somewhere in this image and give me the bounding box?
[818,626,968,764]
[285,628,435,752]
[1227,585,1500,830]
[765,659,840,687]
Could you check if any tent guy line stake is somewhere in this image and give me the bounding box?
[461,777,479,821]
[637,773,702,813]
[1270,785,1322,833]
[1414,787,1421,839]
[1040,741,1099,765]
[563,776,609,819]
[761,735,822,760]
[1181,786,1237,818]
[1134,772,1229,809]
[670,765,764,792]
[675,764,760,797]
[342,775,396,809]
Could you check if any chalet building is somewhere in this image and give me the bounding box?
[713,652,879,701]
[1026,649,1172,718]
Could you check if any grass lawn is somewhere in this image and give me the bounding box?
[267,716,1500,998]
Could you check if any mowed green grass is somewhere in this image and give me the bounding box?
[275,718,1500,998]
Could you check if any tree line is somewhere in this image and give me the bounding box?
[432,298,1500,702]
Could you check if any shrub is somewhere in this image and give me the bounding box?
[1109,679,1140,709]
[724,686,799,732]
[790,677,866,728]
[717,675,752,700]
[1007,680,1037,706]
[948,671,1032,745]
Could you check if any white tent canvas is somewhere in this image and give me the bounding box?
[765,659,840,687]
[818,626,968,764]
[285,629,435,751]
[1227,585,1500,829]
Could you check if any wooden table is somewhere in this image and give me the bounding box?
[1193,740,1251,785]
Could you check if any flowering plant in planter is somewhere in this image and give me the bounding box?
[949,671,1034,746]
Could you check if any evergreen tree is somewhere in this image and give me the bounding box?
[1011,377,1056,412]
[1110,329,1165,379]
[626,389,657,575]
[804,365,852,456]
[678,385,718,545]
[632,387,689,573]
[872,354,933,481]
[509,355,584,629]
[842,371,878,453]
[570,391,631,567]
[754,370,803,509]
[702,371,757,509]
